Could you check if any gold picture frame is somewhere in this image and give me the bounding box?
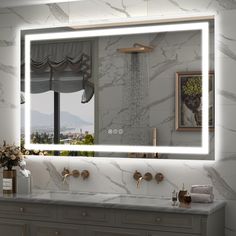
[175,71,214,131]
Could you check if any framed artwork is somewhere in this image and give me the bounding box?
[175,72,214,131]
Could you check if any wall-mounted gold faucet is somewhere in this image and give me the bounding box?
[133,170,164,188]
[137,172,153,188]
[61,168,89,183]
[133,170,142,181]
[133,171,153,188]
[62,168,80,183]
[62,168,70,183]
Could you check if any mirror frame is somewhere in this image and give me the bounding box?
[23,17,211,155]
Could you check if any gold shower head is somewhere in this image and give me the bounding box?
[117,43,154,53]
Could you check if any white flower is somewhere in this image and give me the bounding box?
[10,155,16,160]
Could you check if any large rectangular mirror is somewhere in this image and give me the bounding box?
[21,16,215,159]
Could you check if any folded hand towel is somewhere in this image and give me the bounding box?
[191,185,213,195]
[191,193,214,203]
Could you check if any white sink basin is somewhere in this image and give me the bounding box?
[34,191,119,202]
[31,191,170,207]
[104,195,170,206]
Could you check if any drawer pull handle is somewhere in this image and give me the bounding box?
[156,217,161,222]
[55,231,60,235]
[81,211,87,217]
[20,207,24,212]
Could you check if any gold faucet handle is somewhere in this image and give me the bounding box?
[81,170,90,180]
[144,172,153,181]
[155,173,164,183]
[133,170,142,181]
[72,170,80,178]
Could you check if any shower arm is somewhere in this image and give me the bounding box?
[133,43,154,50]
[117,43,154,53]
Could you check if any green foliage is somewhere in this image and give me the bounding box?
[183,77,202,96]
[31,132,53,144]
[70,134,94,157]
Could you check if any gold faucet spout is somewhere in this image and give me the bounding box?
[62,173,71,183]
[137,176,143,188]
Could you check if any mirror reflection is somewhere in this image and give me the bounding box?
[21,19,215,159]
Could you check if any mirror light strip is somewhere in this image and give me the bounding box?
[201,23,209,154]
[24,21,209,155]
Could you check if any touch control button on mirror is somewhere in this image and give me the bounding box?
[118,129,123,134]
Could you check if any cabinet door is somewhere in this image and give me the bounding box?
[0,220,27,236]
[30,222,83,236]
[87,226,145,236]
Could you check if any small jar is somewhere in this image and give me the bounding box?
[178,190,187,203]
[184,193,192,204]
[178,183,187,203]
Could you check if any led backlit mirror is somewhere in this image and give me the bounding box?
[21,17,215,159]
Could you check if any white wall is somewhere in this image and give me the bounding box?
[0,1,235,235]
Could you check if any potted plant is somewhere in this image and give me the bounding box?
[0,141,24,194]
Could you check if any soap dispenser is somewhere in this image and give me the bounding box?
[171,190,178,206]
[18,160,32,194]
[178,183,187,203]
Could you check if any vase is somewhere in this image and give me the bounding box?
[3,169,17,194]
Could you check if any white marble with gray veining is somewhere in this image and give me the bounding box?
[0,190,226,215]
[0,1,235,235]
[97,29,214,158]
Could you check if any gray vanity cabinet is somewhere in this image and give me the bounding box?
[30,222,82,236]
[86,226,145,236]
[0,218,27,236]
[0,199,225,236]
[115,210,202,234]
[147,232,197,236]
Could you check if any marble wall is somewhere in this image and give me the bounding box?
[98,30,215,159]
[0,1,235,235]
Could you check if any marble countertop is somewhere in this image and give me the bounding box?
[0,191,226,215]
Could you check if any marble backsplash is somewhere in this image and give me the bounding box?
[0,1,235,235]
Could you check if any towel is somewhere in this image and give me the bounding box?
[191,193,214,203]
[190,185,213,195]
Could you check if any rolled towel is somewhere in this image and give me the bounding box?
[190,185,213,195]
[191,193,214,203]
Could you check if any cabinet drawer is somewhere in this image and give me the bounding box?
[30,222,83,236]
[116,210,201,234]
[0,202,56,220]
[87,226,145,236]
[59,206,112,225]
